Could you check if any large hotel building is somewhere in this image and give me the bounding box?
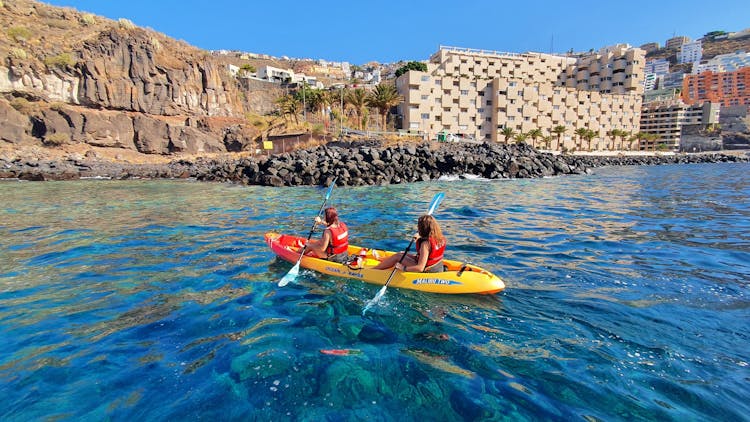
[397,45,645,149]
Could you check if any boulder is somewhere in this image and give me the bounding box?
[0,99,32,143]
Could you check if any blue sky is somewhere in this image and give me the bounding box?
[42,0,750,64]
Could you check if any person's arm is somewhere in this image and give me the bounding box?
[396,239,429,272]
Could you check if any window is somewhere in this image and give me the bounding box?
[421,75,430,81]
[509,82,517,87]
[486,100,493,106]
[421,113,430,119]
[421,95,429,100]
[460,90,469,95]
[498,90,507,95]
[435,79,441,85]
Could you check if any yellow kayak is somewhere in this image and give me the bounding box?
[265,232,505,294]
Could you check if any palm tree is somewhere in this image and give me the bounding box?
[618,131,631,150]
[501,127,516,144]
[346,88,369,130]
[542,135,552,150]
[275,94,300,125]
[607,129,620,151]
[527,128,543,149]
[551,125,566,151]
[574,127,588,151]
[366,83,402,131]
[514,133,528,144]
[632,132,646,151]
[584,129,597,151]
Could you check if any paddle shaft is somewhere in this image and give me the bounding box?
[381,192,444,289]
[294,183,336,264]
[381,236,416,288]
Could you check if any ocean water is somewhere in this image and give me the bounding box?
[1,163,748,421]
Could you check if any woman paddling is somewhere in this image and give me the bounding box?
[305,207,350,263]
[374,214,446,273]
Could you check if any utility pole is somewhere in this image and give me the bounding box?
[302,81,306,122]
[340,85,344,138]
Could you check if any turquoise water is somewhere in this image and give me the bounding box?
[1,163,749,421]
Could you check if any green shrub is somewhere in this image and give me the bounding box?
[44,53,75,68]
[311,124,325,137]
[81,13,96,26]
[7,26,32,43]
[43,133,71,146]
[118,18,135,30]
[9,97,34,113]
[9,47,27,59]
[149,36,162,52]
[49,102,67,112]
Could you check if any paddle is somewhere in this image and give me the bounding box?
[278,177,337,287]
[363,192,444,314]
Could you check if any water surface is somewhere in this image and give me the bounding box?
[1,163,748,421]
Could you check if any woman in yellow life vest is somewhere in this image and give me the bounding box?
[305,207,350,263]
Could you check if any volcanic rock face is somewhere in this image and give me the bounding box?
[75,29,239,117]
[0,1,263,155]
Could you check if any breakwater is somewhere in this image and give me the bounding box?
[1,142,748,185]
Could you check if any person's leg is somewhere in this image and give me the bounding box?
[373,253,417,270]
[373,252,403,269]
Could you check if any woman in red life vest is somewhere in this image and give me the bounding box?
[373,214,446,273]
[305,207,350,263]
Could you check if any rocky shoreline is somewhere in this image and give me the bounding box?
[1,141,748,186]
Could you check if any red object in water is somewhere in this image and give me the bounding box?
[320,349,358,356]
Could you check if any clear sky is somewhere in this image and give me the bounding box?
[42,0,750,65]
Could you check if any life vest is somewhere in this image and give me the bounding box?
[326,222,349,255]
[417,236,446,269]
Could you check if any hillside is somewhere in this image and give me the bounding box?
[0,0,297,160]
[645,31,750,65]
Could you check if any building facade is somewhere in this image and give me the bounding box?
[640,100,720,150]
[682,67,750,106]
[396,45,644,149]
[678,40,703,64]
[665,36,691,50]
[639,42,661,53]
[693,51,750,74]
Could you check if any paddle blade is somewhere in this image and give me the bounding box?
[427,192,445,215]
[362,285,387,315]
[324,177,337,200]
[278,261,300,287]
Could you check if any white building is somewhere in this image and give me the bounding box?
[257,65,295,83]
[693,51,750,74]
[678,40,703,64]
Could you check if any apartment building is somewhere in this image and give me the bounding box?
[678,40,703,64]
[665,36,691,50]
[682,67,750,106]
[644,59,670,91]
[396,45,644,149]
[639,42,660,53]
[693,51,750,74]
[640,100,719,150]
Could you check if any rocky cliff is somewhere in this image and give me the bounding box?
[0,0,277,156]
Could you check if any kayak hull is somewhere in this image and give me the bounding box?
[265,232,505,294]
